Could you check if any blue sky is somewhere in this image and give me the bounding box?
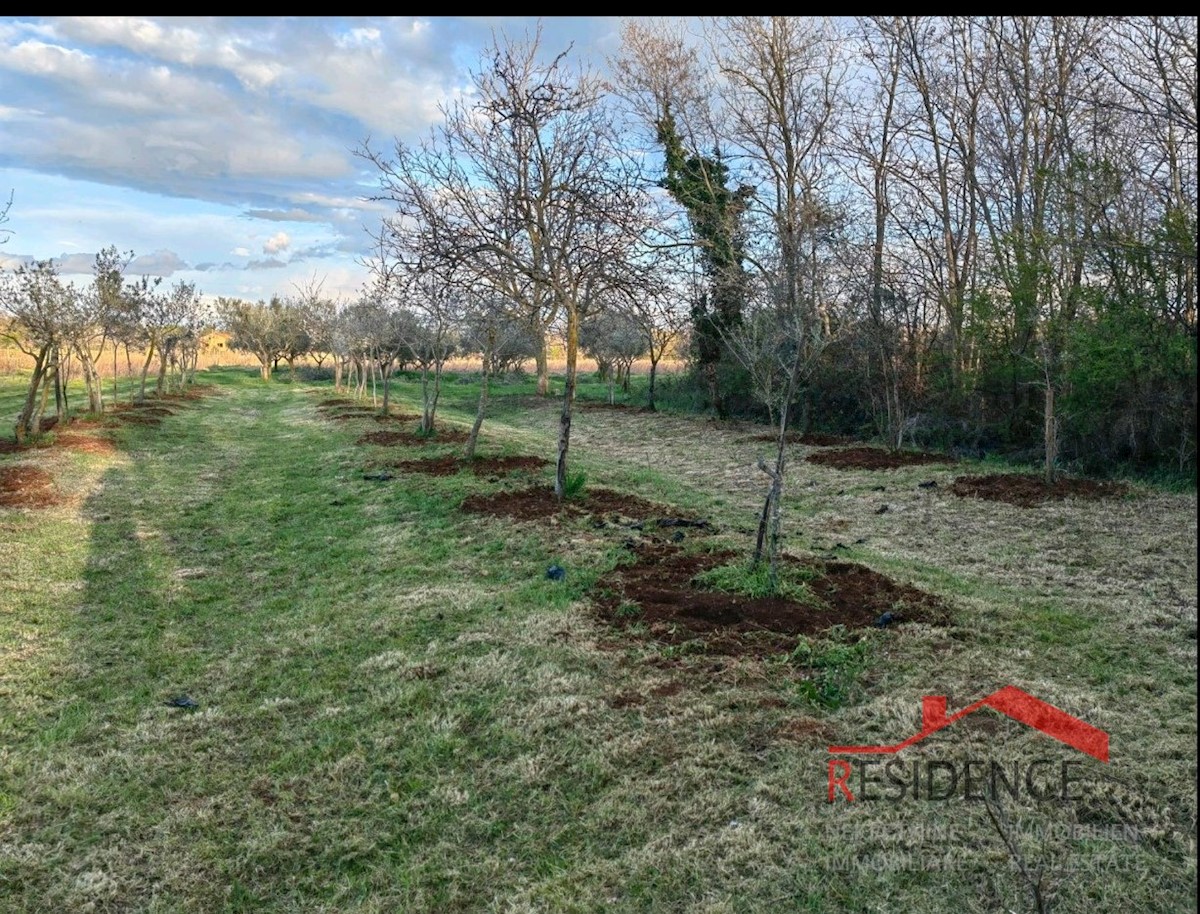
[0,16,622,300]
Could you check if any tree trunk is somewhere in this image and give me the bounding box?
[78,347,103,413]
[155,351,168,395]
[382,362,392,416]
[14,346,50,445]
[54,348,66,417]
[554,306,580,498]
[138,342,156,400]
[334,357,343,392]
[1043,379,1056,486]
[465,341,493,462]
[534,322,550,396]
[647,357,659,411]
[259,356,271,382]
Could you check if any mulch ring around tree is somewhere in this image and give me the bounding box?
[49,433,118,455]
[388,455,550,478]
[950,473,1129,508]
[806,446,955,470]
[355,428,469,447]
[0,465,63,508]
[461,485,711,528]
[748,432,856,446]
[593,545,951,657]
[320,406,421,423]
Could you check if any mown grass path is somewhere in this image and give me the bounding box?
[1,370,1196,913]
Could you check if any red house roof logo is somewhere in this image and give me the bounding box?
[829,686,1109,762]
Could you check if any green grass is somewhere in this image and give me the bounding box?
[693,558,819,604]
[0,367,1196,913]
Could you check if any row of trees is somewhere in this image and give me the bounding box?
[1,251,204,444]
[355,17,1194,583]
[611,17,1195,485]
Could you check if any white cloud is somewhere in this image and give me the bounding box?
[262,231,290,255]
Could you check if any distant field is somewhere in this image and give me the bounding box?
[1,367,1195,913]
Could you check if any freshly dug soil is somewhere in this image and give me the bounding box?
[355,428,469,447]
[593,545,951,656]
[807,446,955,470]
[950,473,1129,508]
[461,485,690,524]
[0,465,62,508]
[51,433,117,455]
[390,455,550,477]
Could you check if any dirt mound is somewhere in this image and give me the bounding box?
[950,473,1129,508]
[749,432,856,446]
[390,455,550,477]
[461,485,686,524]
[806,446,954,470]
[593,546,951,656]
[51,433,117,455]
[317,398,355,407]
[355,428,469,447]
[0,465,62,508]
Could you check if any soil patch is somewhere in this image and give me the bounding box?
[355,428,469,447]
[749,432,856,446]
[950,473,1129,508]
[116,414,164,427]
[52,433,118,455]
[807,446,954,470]
[461,485,689,524]
[317,398,355,407]
[593,545,950,656]
[390,454,550,477]
[0,465,62,508]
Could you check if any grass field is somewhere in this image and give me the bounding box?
[1,368,1195,913]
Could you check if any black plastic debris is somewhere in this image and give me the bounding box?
[362,471,394,482]
[165,695,198,709]
[918,480,938,489]
[874,611,897,628]
[546,564,566,581]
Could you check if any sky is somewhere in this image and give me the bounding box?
[0,16,623,301]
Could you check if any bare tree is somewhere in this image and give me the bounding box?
[460,288,533,460]
[363,29,651,497]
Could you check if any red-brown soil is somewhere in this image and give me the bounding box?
[51,433,118,455]
[461,485,694,524]
[388,455,550,477]
[0,465,62,508]
[355,428,469,447]
[806,446,955,470]
[749,432,856,446]
[592,545,951,656]
[950,473,1129,508]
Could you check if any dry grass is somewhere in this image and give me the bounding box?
[0,371,1194,913]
